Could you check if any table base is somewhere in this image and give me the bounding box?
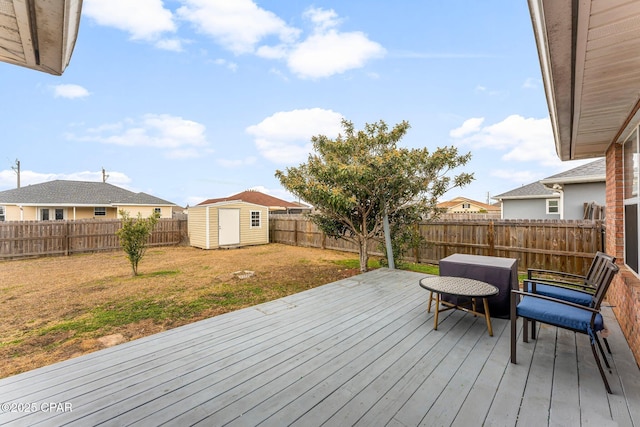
[428,291,494,336]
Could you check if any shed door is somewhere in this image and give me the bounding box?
[219,208,240,246]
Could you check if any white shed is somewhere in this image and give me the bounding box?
[188,201,269,249]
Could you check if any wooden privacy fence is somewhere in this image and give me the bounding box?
[0,219,188,260]
[269,217,605,275]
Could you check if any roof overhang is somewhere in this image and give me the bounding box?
[494,194,559,201]
[0,0,83,75]
[528,0,640,160]
[540,174,605,186]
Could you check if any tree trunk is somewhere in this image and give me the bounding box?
[359,238,369,272]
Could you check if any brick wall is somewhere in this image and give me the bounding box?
[606,143,640,367]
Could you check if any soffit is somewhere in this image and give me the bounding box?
[0,0,82,75]
[529,0,640,160]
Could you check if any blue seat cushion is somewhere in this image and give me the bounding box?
[525,282,593,306]
[517,296,603,338]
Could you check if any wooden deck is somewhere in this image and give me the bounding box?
[1,269,639,426]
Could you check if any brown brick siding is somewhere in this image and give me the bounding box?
[606,143,640,367]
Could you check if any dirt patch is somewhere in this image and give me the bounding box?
[0,244,363,378]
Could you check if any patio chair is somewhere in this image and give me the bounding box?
[510,258,619,393]
[525,251,615,343]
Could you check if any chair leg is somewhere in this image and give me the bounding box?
[510,310,517,363]
[523,318,529,343]
[591,339,612,394]
[594,335,612,371]
[531,319,537,340]
[604,337,612,354]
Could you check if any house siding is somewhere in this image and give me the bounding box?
[188,207,208,249]
[502,198,560,220]
[117,206,171,219]
[1,205,168,221]
[605,143,640,366]
[563,182,606,219]
[241,208,269,246]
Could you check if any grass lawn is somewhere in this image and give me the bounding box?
[0,244,440,379]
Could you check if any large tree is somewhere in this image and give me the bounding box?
[276,119,474,272]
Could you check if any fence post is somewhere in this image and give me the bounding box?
[488,221,495,257]
[64,221,70,256]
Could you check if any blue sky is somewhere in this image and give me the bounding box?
[0,0,593,208]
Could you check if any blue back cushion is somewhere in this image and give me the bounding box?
[517,296,603,336]
[525,282,593,306]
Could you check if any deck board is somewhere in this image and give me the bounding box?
[1,268,639,426]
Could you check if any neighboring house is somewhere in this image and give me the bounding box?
[198,190,312,215]
[437,197,499,214]
[494,182,559,220]
[494,158,606,220]
[0,0,82,75]
[188,201,269,250]
[529,2,640,365]
[0,180,176,221]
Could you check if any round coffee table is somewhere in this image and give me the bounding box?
[419,276,499,336]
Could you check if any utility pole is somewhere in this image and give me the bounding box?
[11,159,20,188]
[102,167,109,183]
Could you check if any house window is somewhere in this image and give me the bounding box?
[623,128,639,273]
[94,207,107,216]
[546,199,559,214]
[55,209,64,220]
[250,210,261,228]
[0,206,5,221]
[41,209,49,221]
[462,203,471,209]
[154,208,162,216]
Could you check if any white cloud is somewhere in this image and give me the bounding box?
[451,115,558,166]
[154,38,184,52]
[246,108,343,164]
[287,29,385,79]
[70,114,211,159]
[303,7,342,32]
[283,7,385,79]
[52,84,90,99]
[449,117,484,138]
[177,0,299,54]
[84,0,384,79]
[83,0,176,41]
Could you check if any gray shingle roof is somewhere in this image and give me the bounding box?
[494,158,605,200]
[540,158,605,183]
[0,180,175,206]
[494,181,556,199]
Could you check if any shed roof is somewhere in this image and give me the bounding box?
[198,190,305,210]
[0,180,175,206]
